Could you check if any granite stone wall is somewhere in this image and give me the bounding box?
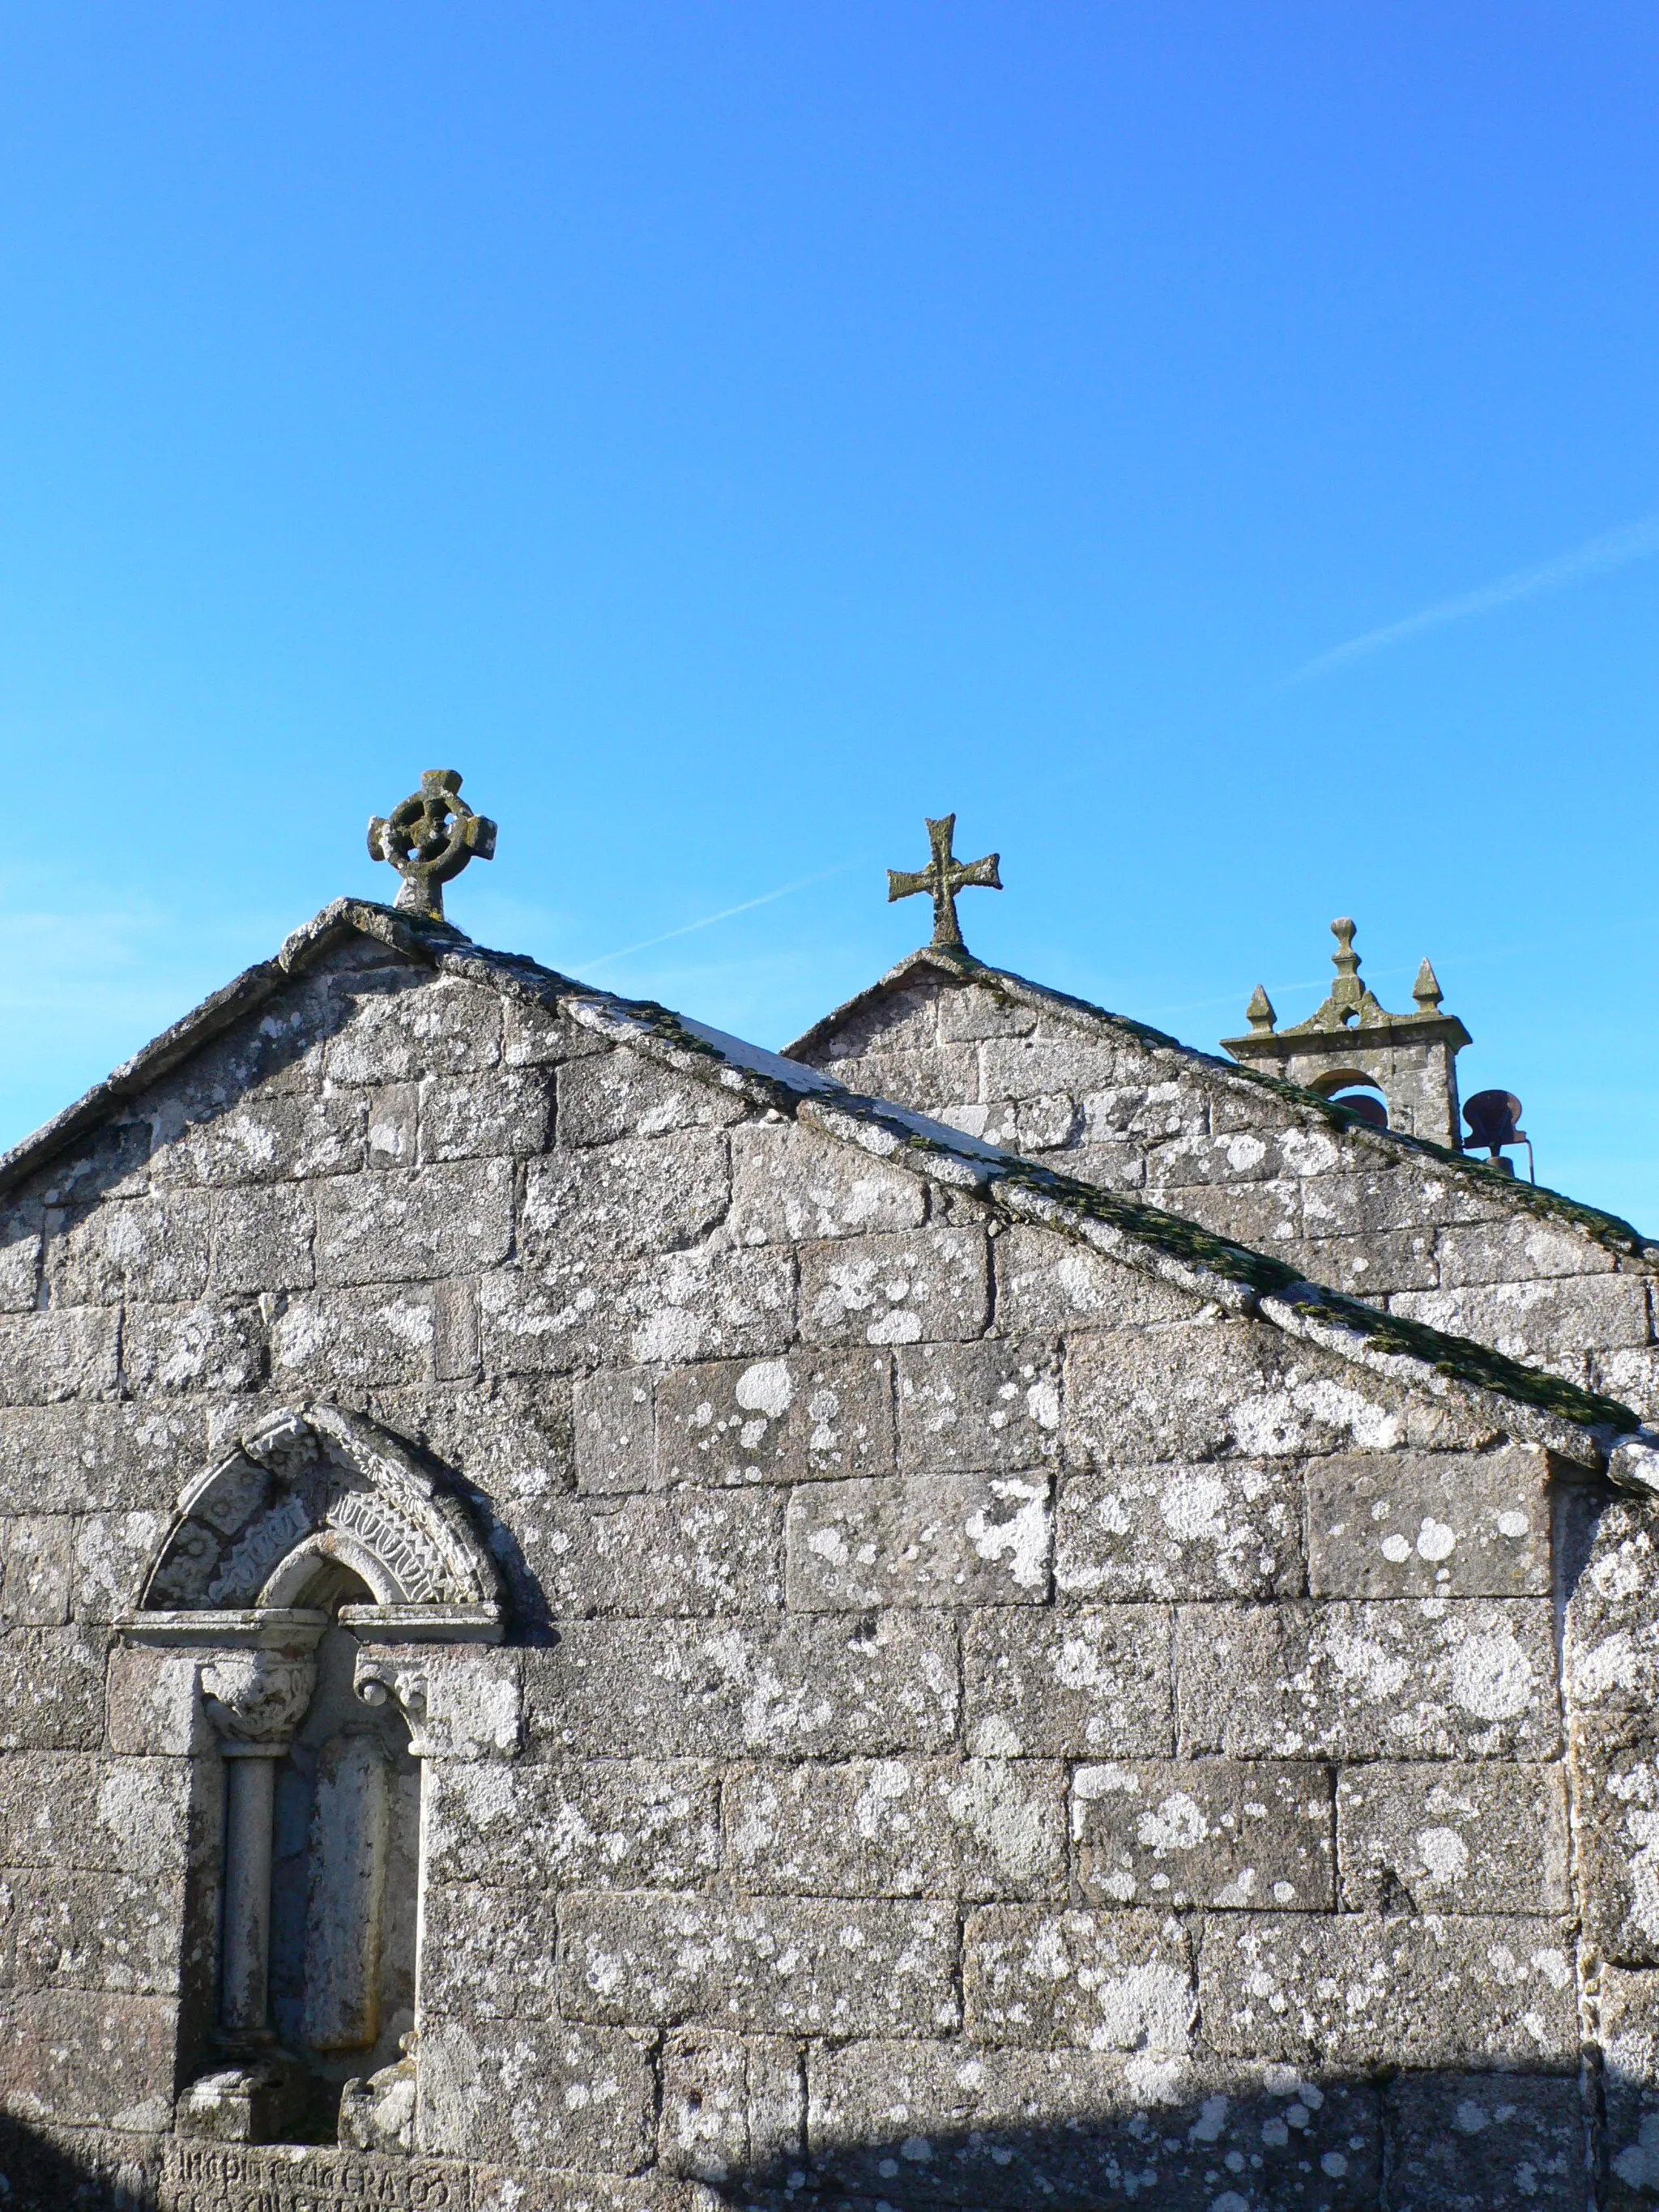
[0,931,1654,2210]
[790,970,1659,1425]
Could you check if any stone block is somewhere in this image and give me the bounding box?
[0,1515,74,1626]
[0,1630,104,1751]
[527,1612,958,1758]
[417,2018,653,2172]
[785,1471,1051,1609]
[315,1160,514,1285]
[324,973,503,1082]
[1337,1762,1570,1914]
[1053,1136,1149,1189]
[105,1647,209,1757]
[1055,1460,1302,1602]
[71,1511,169,1622]
[936,983,1037,1042]
[1382,2072,1586,2212]
[1073,1760,1333,1911]
[659,2029,803,2186]
[828,1045,979,1112]
[1306,1447,1550,1599]
[122,1302,265,1396]
[963,1605,1173,1758]
[1198,1912,1577,2065]
[420,1068,553,1159]
[1300,1166,1494,1239]
[0,1403,205,1515]
[1570,1712,1659,1964]
[979,1037,1120,1102]
[964,1905,1193,2052]
[417,1645,522,1761]
[0,1308,120,1406]
[51,1196,212,1306]
[150,1090,366,1187]
[426,1759,720,1890]
[1065,1317,1411,1470]
[1177,1599,1559,1761]
[724,1758,1065,1900]
[419,1878,559,2019]
[270,1286,434,1387]
[0,1755,193,1877]
[1083,1080,1205,1142]
[800,1226,989,1348]
[534,1487,783,1615]
[991,1225,1197,1332]
[1597,1345,1659,1426]
[208,1187,315,1295]
[556,1046,746,1146]
[1436,1213,1616,1289]
[0,1988,177,2129]
[365,1080,419,1168]
[1145,1131,1280,1190]
[3,1865,184,1996]
[523,1136,731,1264]
[480,1244,795,1375]
[0,1207,41,1315]
[1012,1093,1082,1150]
[1565,1495,1659,1713]
[475,2175,701,2212]
[730,1124,927,1244]
[1162,1179,1303,1255]
[575,1366,655,1493]
[559,1891,960,2036]
[656,1351,894,1489]
[1392,1275,1653,1361]
[808,2042,1381,2211]
[503,993,605,1068]
[1299,1230,1438,1297]
[895,1335,1060,1474]
[1601,1966,1659,2208]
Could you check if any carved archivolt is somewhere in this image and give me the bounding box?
[130,1403,502,1631]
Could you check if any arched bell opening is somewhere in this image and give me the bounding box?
[1310,1068,1389,1129]
[264,1560,422,2145]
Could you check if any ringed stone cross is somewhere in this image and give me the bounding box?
[369,770,497,922]
[887,813,1001,952]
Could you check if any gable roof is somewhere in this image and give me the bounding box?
[3,900,1653,1482]
[785,944,1659,1272]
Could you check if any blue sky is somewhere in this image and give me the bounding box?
[2,6,1656,1225]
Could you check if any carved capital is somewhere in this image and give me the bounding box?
[201,1652,317,1754]
[353,1651,432,1756]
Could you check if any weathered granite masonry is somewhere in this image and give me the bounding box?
[0,897,1657,2211]
[787,948,1659,1425]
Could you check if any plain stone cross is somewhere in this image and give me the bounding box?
[887,813,1001,951]
[369,769,497,922]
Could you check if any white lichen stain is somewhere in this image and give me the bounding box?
[736,1360,793,1420]
[966,1479,1051,1588]
[1416,1516,1456,1561]
[1450,1626,1533,1720]
[1414,1825,1469,1885]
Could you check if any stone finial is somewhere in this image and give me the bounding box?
[887,814,1001,953]
[1244,985,1277,1036]
[1412,957,1444,1015]
[368,771,497,922]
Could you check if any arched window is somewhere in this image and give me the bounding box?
[118,1405,503,2151]
[1309,1068,1388,1129]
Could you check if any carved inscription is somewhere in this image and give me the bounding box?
[163,2143,463,2211]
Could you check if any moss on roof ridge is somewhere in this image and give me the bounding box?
[912,953,1657,1265]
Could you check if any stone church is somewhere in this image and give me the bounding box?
[2,777,1657,2212]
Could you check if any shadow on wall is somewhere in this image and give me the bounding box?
[0,2063,1653,2210]
[703,2065,1635,2212]
[0,2116,151,2210]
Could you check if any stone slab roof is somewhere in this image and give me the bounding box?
[4,899,1653,1482]
[786,944,1659,1270]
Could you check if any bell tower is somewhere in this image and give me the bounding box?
[1222,918,1471,1148]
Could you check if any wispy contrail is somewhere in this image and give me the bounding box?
[574,863,853,973]
[1290,511,1659,682]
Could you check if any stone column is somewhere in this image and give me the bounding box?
[200,1651,318,2044]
